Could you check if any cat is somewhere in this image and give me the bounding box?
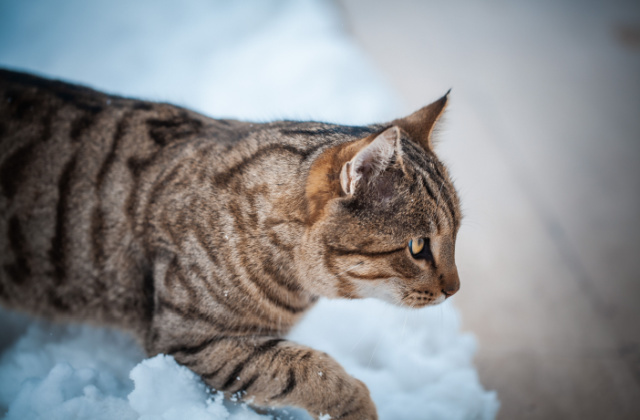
[0,68,461,419]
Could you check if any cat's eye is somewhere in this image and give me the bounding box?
[408,237,433,261]
[409,238,424,255]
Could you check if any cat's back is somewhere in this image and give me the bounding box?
[0,69,250,329]
[0,68,362,333]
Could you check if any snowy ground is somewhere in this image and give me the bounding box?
[0,0,499,419]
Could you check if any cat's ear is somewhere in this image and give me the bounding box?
[340,126,400,196]
[394,90,450,150]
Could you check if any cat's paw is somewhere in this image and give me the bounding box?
[330,379,377,420]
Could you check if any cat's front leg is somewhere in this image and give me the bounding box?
[170,336,377,420]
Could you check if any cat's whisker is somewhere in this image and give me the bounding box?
[400,310,409,341]
[432,179,446,222]
[367,336,381,369]
[335,261,364,277]
[350,326,367,352]
[348,301,366,352]
[365,301,393,369]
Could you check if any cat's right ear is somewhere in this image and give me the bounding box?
[340,126,400,196]
[393,90,450,150]
[306,126,401,224]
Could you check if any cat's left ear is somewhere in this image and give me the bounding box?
[393,90,450,150]
[340,126,400,196]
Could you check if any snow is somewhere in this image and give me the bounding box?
[0,302,495,420]
[0,0,499,419]
[0,322,141,420]
[289,299,498,420]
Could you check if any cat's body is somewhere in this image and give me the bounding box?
[0,69,461,419]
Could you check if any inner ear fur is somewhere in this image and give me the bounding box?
[339,126,400,196]
[305,126,400,224]
[393,90,450,150]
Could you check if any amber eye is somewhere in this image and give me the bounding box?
[409,238,424,256]
[408,237,433,261]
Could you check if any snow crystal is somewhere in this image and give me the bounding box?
[0,0,499,419]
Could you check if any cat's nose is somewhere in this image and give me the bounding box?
[440,269,460,298]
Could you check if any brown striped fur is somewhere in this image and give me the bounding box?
[0,69,462,419]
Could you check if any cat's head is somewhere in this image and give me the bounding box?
[303,93,461,308]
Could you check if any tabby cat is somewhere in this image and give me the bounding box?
[0,69,461,419]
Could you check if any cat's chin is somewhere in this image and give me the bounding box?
[399,293,447,309]
[350,280,448,309]
[352,279,402,306]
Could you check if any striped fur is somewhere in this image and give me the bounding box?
[0,69,461,419]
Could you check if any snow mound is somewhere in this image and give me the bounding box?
[0,322,141,420]
[0,320,270,420]
[128,355,268,420]
[290,299,498,420]
[0,301,497,420]
[0,0,499,418]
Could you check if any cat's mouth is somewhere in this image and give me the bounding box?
[401,290,447,308]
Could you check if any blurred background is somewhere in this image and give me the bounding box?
[334,0,640,418]
[1,0,640,419]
